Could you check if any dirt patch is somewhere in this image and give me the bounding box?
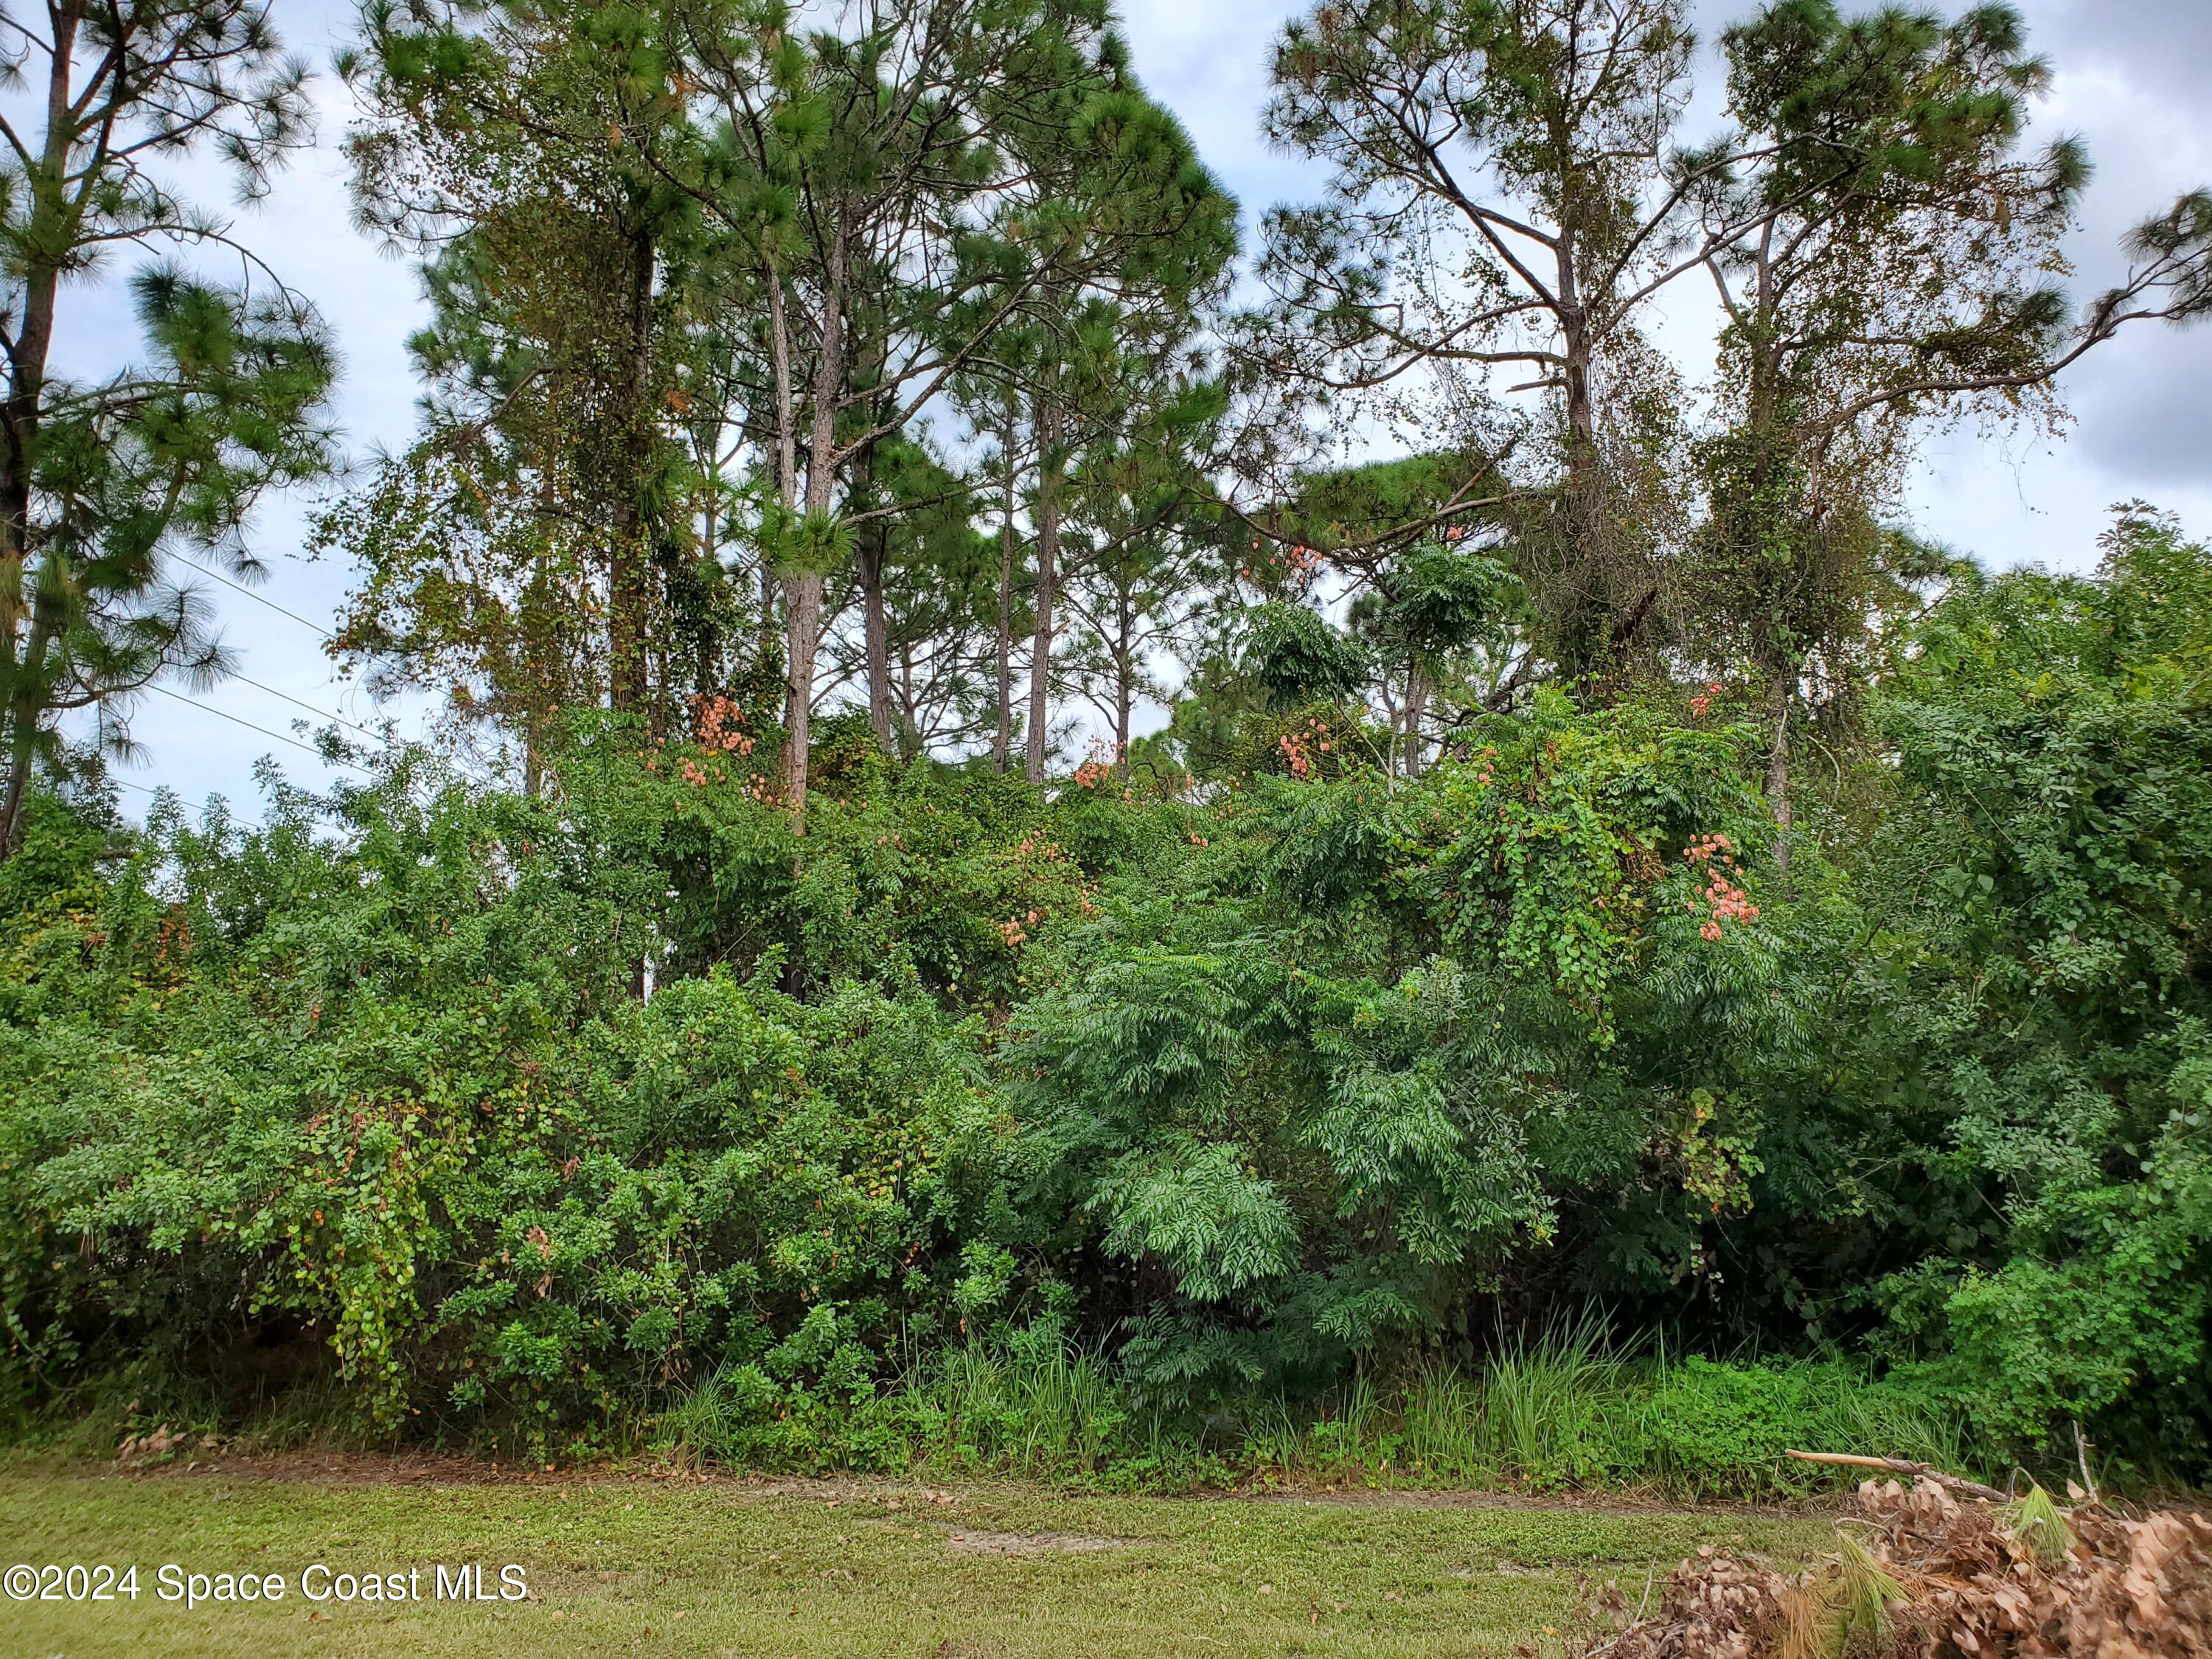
[1456,1559,1559,1579]
[55,1448,1846,1522]
[945,1528,1130,1557]
[86,1447,532,1487]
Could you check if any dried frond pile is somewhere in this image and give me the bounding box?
[1567,1476,2212,1658]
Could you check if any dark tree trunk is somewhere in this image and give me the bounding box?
[993,393,1017,775]
[781,213,847,830]
[1025,389,1060,786]
[0,16,74,861]
[608,224,656,717]
[0,718,33,862]
[1764,669,1793,869]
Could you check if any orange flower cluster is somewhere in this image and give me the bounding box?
[1688,679,1722,720]
[691,694,757,756]
[1682,832,1757,941]
[1071,740,1124,791]
[1277,714,1336,778]
[1239,537,1323,590]
[994,833,1103,948]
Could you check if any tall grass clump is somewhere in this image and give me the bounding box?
[1248,1315,1644,1489]
[914,1338,1131,1474]
[1402,1359,1488,1479]
[660,1330,1162,1481]
[1473,1312,1636,1488]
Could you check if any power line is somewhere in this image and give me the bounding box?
[169,554,337,641]
[111,775,207,816]
[224,669,388,742]
[107,774,344,833]
[147,684,372,773]
[161,560,400,741]
[158,557,394,740]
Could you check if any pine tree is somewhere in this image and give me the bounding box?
[0,1,337,858]
[345,0,701,742]
[1694,0,2212,855]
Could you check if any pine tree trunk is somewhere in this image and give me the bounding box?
[781,215,847,830]
[0,269,52,860]
[0,24,72,863]
[0,714,33,863]
[1026,389,1060,785]
[1552,209,1613,686]
[993,393,1017,775]
[608,225,655,716]
[758,265,795,680]
[1558,297,1604,683]
[781,565,824,816]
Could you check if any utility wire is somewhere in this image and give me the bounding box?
[163,560,397,741]
[111,776,207,817]
[169,554,337,641]
[147,684,372,773]
[224,669,387,742]
[108,774,343,833]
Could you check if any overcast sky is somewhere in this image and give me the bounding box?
[79,0,2212,816]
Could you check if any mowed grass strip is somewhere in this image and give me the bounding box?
[0,1470,1828,1657]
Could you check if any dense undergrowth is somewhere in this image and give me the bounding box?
[659,1324,1975,1500]
[0,523,2208,1498]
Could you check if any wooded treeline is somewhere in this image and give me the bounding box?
[1,0,2211,1486]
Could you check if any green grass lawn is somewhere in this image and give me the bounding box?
[0,1465,1829,1657]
